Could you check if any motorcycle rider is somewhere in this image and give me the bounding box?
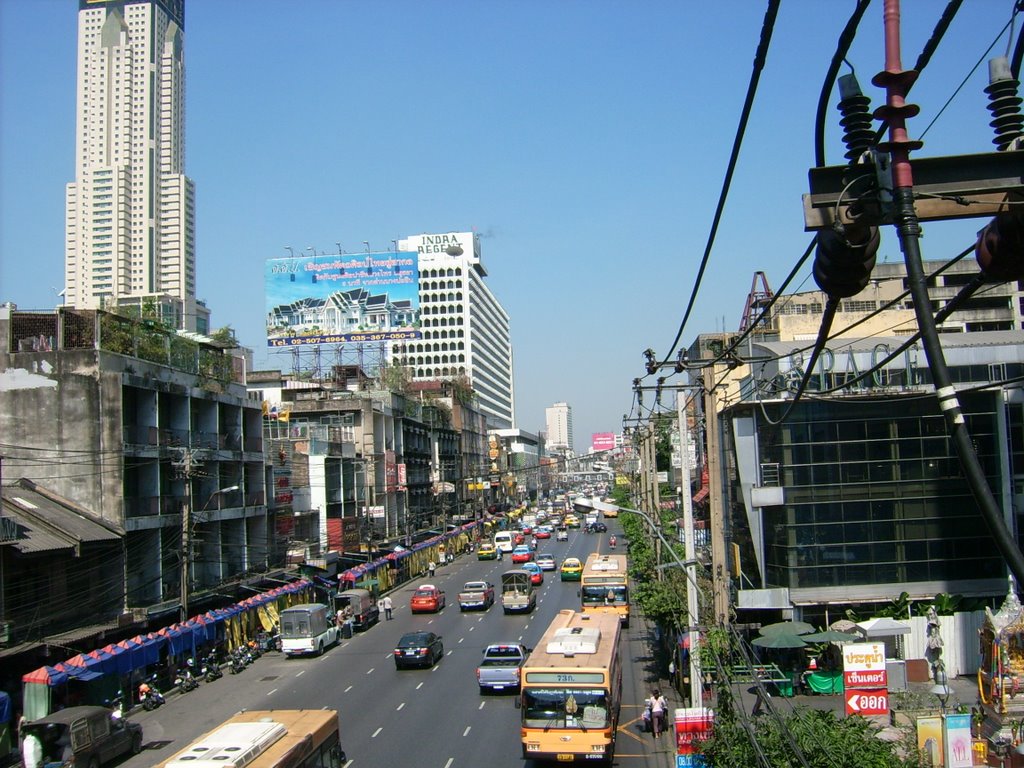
[609,534,617,549]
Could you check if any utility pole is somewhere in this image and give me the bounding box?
[677,392,703,708]
[704,383,730,627]
[176,448,197,623]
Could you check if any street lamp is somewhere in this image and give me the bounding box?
[928,666,952,713]
[574,495,705,709]
[181,484,241,622]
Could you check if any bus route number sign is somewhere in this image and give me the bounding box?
[525,673,604,684]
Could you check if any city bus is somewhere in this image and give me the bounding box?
[156,709,345,768]
[580,553,630,628]
[519,610,622,764]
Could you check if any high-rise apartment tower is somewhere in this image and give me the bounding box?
[66,0,208,332]
[396,232,515,429]
[545,402,573,454]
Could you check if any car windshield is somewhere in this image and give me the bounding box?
[414,589,434,597]
[400,634,430,646]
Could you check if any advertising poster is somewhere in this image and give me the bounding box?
[265,251,420,346]
[592,432,616,452]
[943,714,972,768]
[916,716,943,766]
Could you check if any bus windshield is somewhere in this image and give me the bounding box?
[523,688,610,729]
[581,585,627,606]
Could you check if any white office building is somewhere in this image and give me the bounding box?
[395,232,515,429]
[545,402,574,453]
[66,0,208,332]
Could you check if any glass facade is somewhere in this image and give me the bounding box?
[754,391,1012,590]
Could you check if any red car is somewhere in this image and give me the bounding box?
[521,525,533,535]
[534,528,551,540]
[410,584,446,613]
[521,562,544,585]
[511,545,533,564]
[513,532,526,545]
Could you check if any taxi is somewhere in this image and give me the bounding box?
[534,526,552,540]
[560,557,583,581]
[565,515,581,528]
[521,561,544,585]
[477,542,499,560]
[511,545,533,564]
[410,584,446,613]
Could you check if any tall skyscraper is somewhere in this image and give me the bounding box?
[545,402,573,454]
[66,0,208,332]
[396,232,515,429]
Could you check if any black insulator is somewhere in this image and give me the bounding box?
[986,57,1024,151]
[837,73,875,163]
[813,225,881,299]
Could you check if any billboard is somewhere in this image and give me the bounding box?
[592,432,616,452]
[265,251,420,346]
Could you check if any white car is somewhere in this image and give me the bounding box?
[535,553,557,571]
[556,528,569,542]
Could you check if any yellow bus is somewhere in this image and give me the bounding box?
[156,710,345,768]
[519,610,622,764]
[580,552,630,628]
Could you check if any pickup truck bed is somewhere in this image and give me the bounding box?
[458,581,495,611]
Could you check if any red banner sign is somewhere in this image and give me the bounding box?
[844,669,887,688]
[845,688,889,717]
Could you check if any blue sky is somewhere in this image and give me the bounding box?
[0,1,1015,448]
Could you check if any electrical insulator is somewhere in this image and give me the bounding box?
[837,73,875,162]
[813,223,881,299]
[985,57,1023,151]
[976,211,1024,281]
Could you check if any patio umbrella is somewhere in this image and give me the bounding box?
[753,634,808,649]
[803,630,859,643]
[829,619,858,633]
[760,620,815,636]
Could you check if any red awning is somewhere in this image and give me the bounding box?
[692,487,709,504]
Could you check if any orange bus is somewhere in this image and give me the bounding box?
[155,710,345,768]
[519,610,622,764]
[580,552,630,628]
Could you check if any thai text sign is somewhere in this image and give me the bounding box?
[265,252,420,346]
[842,642,886,672]
[844,669,887,688]
[845,688,888,717]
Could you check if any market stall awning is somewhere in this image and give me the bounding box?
[856,617,911,638]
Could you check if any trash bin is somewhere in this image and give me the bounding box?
[341,620,353,639]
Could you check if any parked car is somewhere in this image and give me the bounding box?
[560,557,583,581]
[535,553,557,571]
[410,584,446,613]
[521,562,544,585]
[394,631,444,669]
[511,545,533,564]
[20,706,143,768]
[477,542,500,560]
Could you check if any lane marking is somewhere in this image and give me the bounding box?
[296,670,306,677]
[367,668,374,674]
[397,702,405,711]
[463,726,471,737]
[458,638,464,644]
[372,727,383,738]
[444,760,454,768]
[479,701,485,710]
[417,682,424,690]
[344,685,353,693]
[267,688,277,696]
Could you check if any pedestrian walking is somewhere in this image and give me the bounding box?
[668,659,677,687]
[647,689,667,738]
[428,560,436,577]
[382,595,393,620]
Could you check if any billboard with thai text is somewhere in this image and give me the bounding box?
[592,432,616,452]
[265,251,420,346]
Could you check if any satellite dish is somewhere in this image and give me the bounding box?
[446,244,464,256]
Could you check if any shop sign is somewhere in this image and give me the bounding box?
[845,688,888,716]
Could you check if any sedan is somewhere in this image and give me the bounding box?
[394,631,444,669]
[410,584,446,613]
[511,545,533,564]
[560,557,583,581]
[556,528,569,542]
[521,562,544,585]
[534,527,552,540]
[535,553,557,571]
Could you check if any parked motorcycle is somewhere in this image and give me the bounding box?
[201,652,222,682]
[229,647,247,674]
[175,659,199,692]
[139,678,165,710]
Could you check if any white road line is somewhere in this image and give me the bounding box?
[444,758,454,768]
[372,727,383,738]
[447,650,453,655]
[367,668,374,674]
[458,638,464,644]
[397,702,405,711]
[384,653,393,659]
[267,688,277,696]
[468,626,475,632]
[463,726,471,737]
[479,701,485,710]
[296,670,306,677]
[344,685,353,693]
[417,682,424,690]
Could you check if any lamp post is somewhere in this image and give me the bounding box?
[181,484,240,622]
[573,496,705,709]
[928,665,952,714]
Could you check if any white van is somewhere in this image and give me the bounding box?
[494,531,515,553]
